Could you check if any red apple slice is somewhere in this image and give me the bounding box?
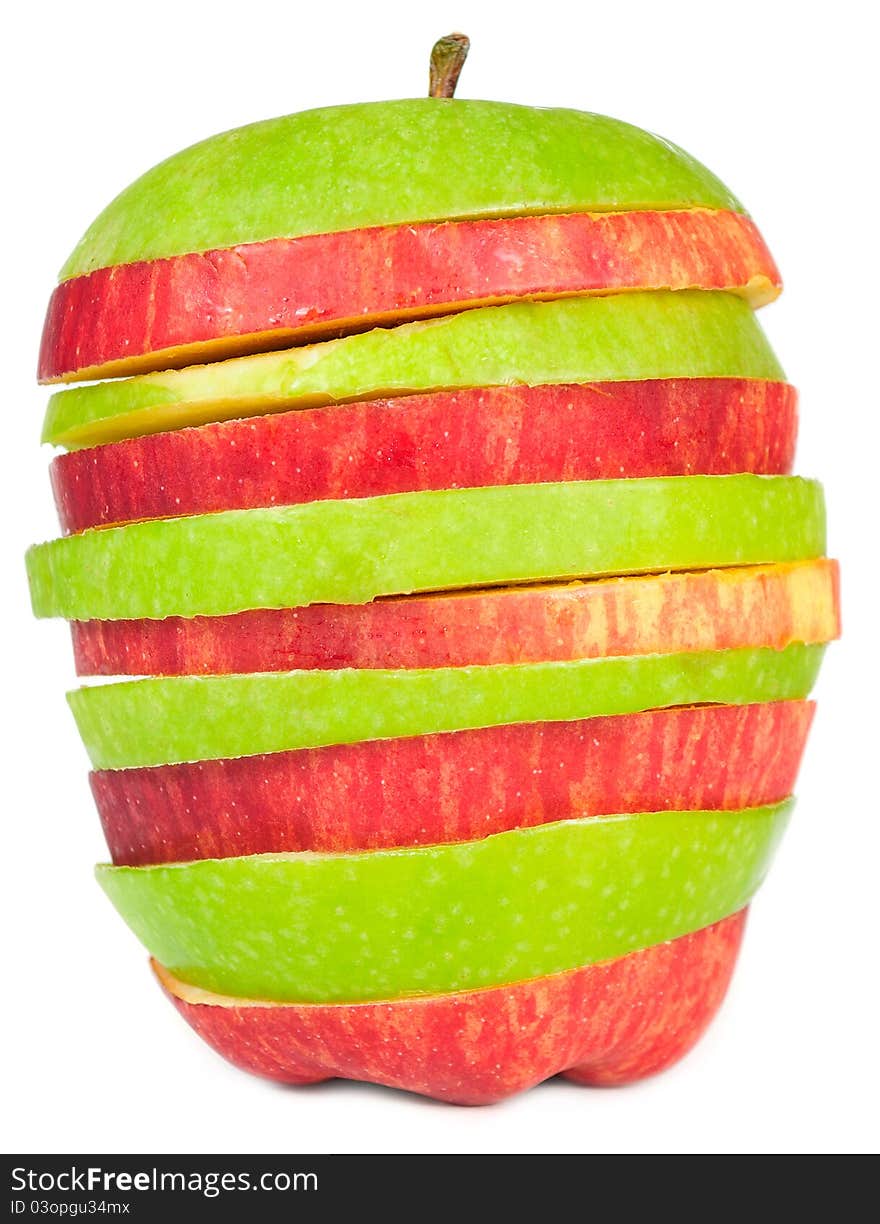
[154,909,746,1104]
[72,558,838,677]
[94,701,812,865]
[51,378,798,535]
[40,209,780,383]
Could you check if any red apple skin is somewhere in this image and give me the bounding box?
[94,702,812,865]
[72,559,839,677]
[51,378,797,535]
[155,909,746,1104]
[39,209,780,383]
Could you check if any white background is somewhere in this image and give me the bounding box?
[2,0,877,1156]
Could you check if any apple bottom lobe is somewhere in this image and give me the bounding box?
[157,911,746,1105]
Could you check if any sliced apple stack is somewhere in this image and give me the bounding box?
[26,35,838,1104]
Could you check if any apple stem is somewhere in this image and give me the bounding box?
[429,33,470,98]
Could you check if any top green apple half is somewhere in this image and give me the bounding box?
[42,292,782,449]
[59,101,744,281]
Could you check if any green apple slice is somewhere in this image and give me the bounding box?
[96,800,791,1002]
[42,292,783,448]
[69,644,824,770]
[61,100,744,280]
[27,475,824,621]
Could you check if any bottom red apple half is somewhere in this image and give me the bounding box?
[155,910,746,1105]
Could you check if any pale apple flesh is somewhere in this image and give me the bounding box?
[40,209,779,383]
[71,559,839,676]
[155,910,746,1105]
[52,379,798,534]
[95,702,813,865]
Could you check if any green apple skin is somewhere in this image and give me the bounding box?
[69,643,824,770]
[27,475,825,621]
[95,800,791,1003]
[60,101,743,280]
[41,292,783,449]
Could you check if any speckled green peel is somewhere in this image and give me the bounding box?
[42,293,783,449]
[95,801,791,1002]
[60,100,744,280]
[27,475,825,621]
[69,644,824,769]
